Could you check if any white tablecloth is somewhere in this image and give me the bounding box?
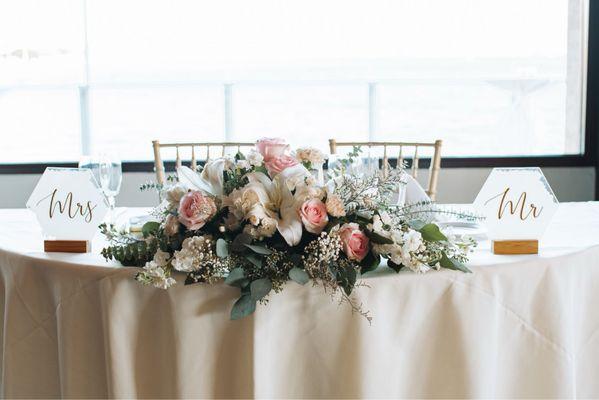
[1,203,599,398]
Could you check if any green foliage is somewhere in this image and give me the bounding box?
[225,267,247,287]
[246,253,263,268]
[359,251,381,274]
[396,201,483,224]
[365,230,394,245]
[101,239,158,267]
[244,243,273,255]
[329,146,363,176]
[289,267,309,285]
[439,252,472,273]
[388,259,404,273]
[253,165,268,175]
[223,168,250,195]
[250,278,272,301]
[418,223,448,242]
[142,221,161,238]
[216,238,229,258]
[231,233,253,252]
[333,264,358,296]
[230,295,256,320]
[139,181,163,192]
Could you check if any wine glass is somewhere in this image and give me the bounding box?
[99,155,123,221]
[79,154,122,223]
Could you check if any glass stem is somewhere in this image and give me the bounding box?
[107,196,116,223]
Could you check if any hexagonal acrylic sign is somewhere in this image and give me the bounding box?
[26,168,108,240]
[473,167,559,242]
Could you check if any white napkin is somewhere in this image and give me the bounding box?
[404,174,431,205]
[391,174,431,206]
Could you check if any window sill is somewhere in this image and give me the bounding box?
[0,154,594,175]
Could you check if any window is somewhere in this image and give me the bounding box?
[0,0,590,164]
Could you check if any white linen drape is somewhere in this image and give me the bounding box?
[1,203,599,398]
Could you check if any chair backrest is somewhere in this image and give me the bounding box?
[152,140,255,185]
[328,139,443,201]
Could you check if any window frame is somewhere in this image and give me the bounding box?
[0,2,597,184]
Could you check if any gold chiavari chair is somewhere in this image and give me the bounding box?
[328,139,443,201]
[152,140,255,185]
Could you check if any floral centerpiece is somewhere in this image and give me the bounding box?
[101,138,475,320]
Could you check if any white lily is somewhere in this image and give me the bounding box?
[274,177,303,246]
[220,167,307,246]
[177,159,230,196]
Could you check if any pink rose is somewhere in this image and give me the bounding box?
[299,199,329,234]
[177,190,217,230]
[265,154,299,176]
[256,137,289,162]
[338,223,370,262]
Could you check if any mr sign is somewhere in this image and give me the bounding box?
[473,168,558,254]
[27,168,108,252]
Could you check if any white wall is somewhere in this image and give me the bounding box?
[0,166,594,209]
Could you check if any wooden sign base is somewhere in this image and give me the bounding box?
[44,240,91,253]
[492,240,538,255]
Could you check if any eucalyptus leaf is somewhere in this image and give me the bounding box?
[289,267,310,285]
[141,221,160,238]
[224,267,246,286]
[246,253,263,268]
[216,238,229,258]
[231,233,253,252]
[250,278,272,301]
[244,244,273,255]
[230,295,256,320]
[418,223,448,242]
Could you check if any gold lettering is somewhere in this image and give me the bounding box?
[40,188,96,223]
[485,187,543,221]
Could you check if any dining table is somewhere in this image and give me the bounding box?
[1,202,599,398]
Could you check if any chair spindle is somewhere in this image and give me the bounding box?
[190,146,197,171]
[412,146,419,178]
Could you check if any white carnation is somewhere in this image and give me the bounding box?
[171,236,213,272]
[166,185,187,210]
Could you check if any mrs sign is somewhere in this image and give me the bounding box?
[473,167,559,255]
[26,168,108,253]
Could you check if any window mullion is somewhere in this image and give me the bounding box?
[368,82,378,141]
[224,83,233,141]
